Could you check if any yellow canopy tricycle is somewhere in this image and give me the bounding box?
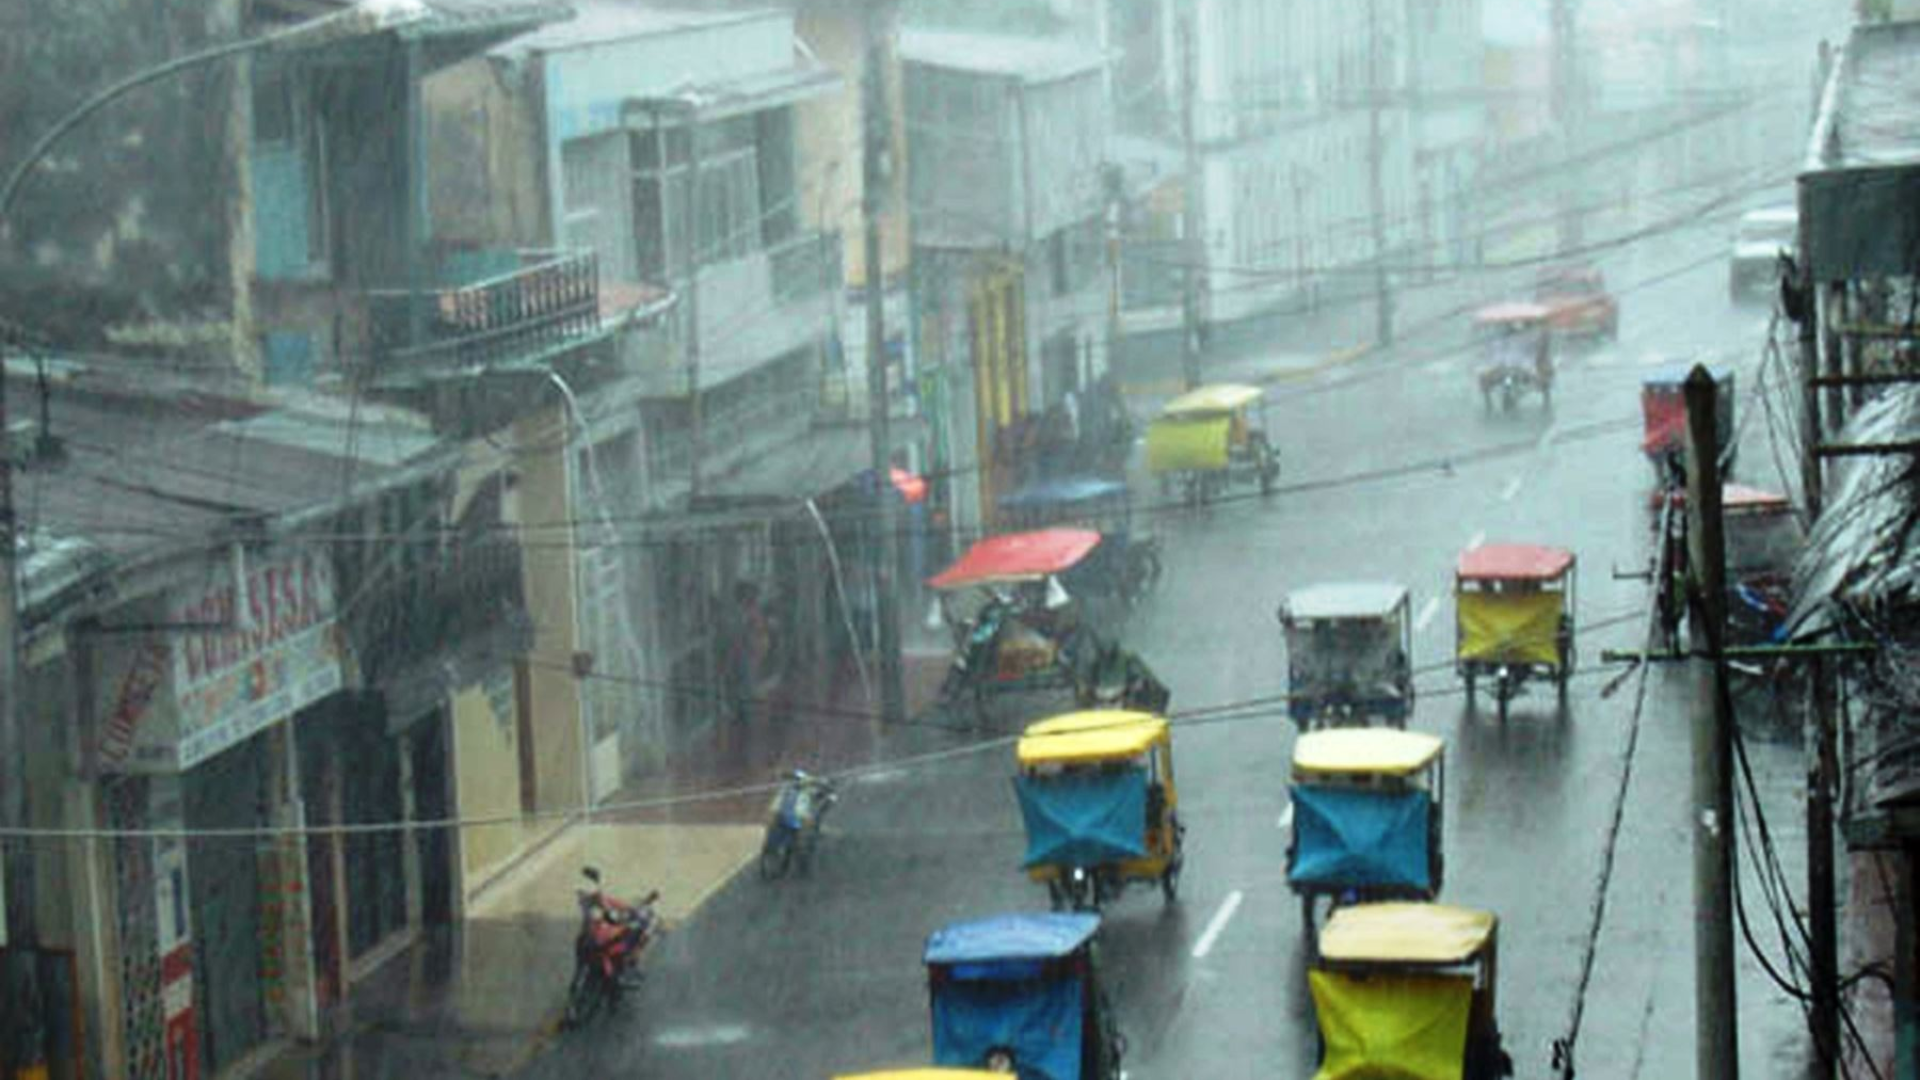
[1288,729,1446,943]
[1015,710,1185,911]
[1144,383,1280,504]
[1454,543,1576,721]
[1309,902,1513,1080]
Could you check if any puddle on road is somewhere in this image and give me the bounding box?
[652,1022,753,1048]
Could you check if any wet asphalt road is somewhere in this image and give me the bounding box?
[524,215,1818,1078]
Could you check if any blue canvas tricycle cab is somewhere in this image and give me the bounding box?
[923,913,1124,1080]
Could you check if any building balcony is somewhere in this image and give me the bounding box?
[367,248,604,385]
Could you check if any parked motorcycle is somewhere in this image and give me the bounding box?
[560,868,661,1030]
[760,770,839,880]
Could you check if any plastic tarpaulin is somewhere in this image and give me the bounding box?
[1290,786,1432,892]
[1015,769,1148,870]
[1145,417,1228,472]
[1457,590,1562,665]
[932,976,1083,1080]
[1309,970,1472,1080]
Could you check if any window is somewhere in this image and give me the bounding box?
[631,113,769,275]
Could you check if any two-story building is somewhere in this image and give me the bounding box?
[425,1,919,782]
[0,1,677,1075]
[901,28,1113,534]
[1105,0,1424,355]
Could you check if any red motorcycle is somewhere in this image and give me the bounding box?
[561,867,661,1030]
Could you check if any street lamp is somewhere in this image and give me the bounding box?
[0,4,424,1075]
[0,0,429,231]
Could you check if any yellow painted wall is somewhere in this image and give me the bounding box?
[795,8,911,287]
[513,407,585,814]
[451,678,522,889]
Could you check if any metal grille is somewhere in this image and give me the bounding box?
[107,778,166,1080]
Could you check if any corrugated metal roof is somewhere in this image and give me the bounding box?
[9,370,453,611]
[1788,385,1920,634]
[1809,20,1920,172]
[490,0,762,55]
[899,28,1108,83]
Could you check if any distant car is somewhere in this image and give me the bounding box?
[1729,206,1797,304]
[1533,264,1619,342]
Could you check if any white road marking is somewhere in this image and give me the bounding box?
[1500,476,1524,502]
[653,1023,753,1048]
[1278,804,1295,831]
[1415,596,1442,631]
[1468,530,1486,550]
[1192,890,1245,959]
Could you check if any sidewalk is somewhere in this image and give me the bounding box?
[256,645,956,1079]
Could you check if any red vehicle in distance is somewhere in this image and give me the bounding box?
[1532,264,1619,342]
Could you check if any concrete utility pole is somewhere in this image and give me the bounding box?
[1794,222,1841,1080]
[863,0,906,726]
[1177,13,1203,390]
[680,100,706,503]
[1365,0,1394,347]
[1683,365,1738,1080]
[1549,0,1584,254]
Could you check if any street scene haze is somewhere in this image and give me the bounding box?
[6,0,1917,1077]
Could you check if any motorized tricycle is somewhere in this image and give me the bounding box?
[928,529,1104,718]
[1470,303,1554,413]
[1533,263,1619,342]
[1287,729,1446,945]
[1455,543,1577,720]
[996,476,1162,609]
[1145,383,1281,504]
[923,912,1126,1079]
[1014,710,1184,912]
[1649,483,1802,647]
[1641,362,1735,485]
[1309,902,1513,1079]
[1279,583,1417,730]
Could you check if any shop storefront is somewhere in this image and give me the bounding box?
[92,547,346,1078]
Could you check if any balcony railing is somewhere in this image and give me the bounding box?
[367,249,602,377]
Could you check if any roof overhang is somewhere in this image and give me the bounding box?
[622,63,841,126]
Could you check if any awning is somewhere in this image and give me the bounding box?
[623,62,841,126]
[703,425,874,502]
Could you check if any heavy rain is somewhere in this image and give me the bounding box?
[2,0,1909,1077]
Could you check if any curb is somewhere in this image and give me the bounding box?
[1120,340,1375,398]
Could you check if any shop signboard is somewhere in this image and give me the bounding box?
[96,549,345,773]
[171,549,343,770]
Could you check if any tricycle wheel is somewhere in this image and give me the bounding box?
[1496,687,1511,723]
[1462,670,1477,704]
[1300,895,1320,958]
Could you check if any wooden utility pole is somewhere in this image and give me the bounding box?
[1177,14,1202,390]
[1365,0,1393,347]
[0,345,44,1080]
[1683,365,1738,1080]
[863,0,905,725]
[1795,216,1841,1080]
